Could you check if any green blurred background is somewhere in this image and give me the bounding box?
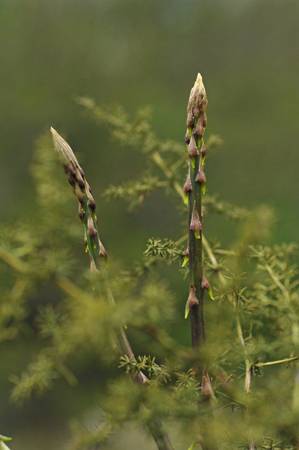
[0,0,298,448]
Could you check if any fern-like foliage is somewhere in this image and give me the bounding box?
[0,97,298,450]
[104,175,166,210]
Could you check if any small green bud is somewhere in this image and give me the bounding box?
[201,371,215,399]
[181,255,189,268]
[90,259,98,272]
[183,246,189,257]
[187,73,208,126]
[78,205,85,221]
[200,144,207,158]
[194,121,204,139]
[76,171,85,191]
[185,127,192,144]
[74,184,85,203]
[88,198,96,212]
[99,240,108,258]
[188,286,200,308]
[64,163,77,187]
[181,246,189,268]
[190,205,202,235]
[188,135,199,158]
[183,173,192,193]
[87,217,97,238]
[186,112,194,129]
[201,277,209,290]
[185,286,199,319]
[195,169,206,184]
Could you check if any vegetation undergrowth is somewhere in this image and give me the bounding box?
[0,74,298,450]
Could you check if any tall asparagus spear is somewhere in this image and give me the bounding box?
[50,127,174,450]
[184,74,208,351]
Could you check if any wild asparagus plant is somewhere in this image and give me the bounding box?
[50,127,174,450]
[1,76,298,450]
[184,73,208,350]
[50,127,107,271]
[183,75,217,404]
[50,127,149,380]
[76,80,299,448]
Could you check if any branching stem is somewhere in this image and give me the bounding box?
[51,128,174,450]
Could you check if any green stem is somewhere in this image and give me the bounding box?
[59,259,174,450]
[188,153,205,349]
[236,311,252,393]
[185,74,208,353]
[52,129,175,450]
[0,248,28,274]
[105,281,174,449]
[235,297,256,448]
[255,356,299,368]
[265,263,290,301]
[151,148,225,287]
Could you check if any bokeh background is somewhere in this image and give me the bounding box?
[0,0,298,448]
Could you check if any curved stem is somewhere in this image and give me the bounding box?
[52,129,175,450]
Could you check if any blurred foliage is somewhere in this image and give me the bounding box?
[1,0,299,245]
[0,93,298,449]
[0,1,299,449]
